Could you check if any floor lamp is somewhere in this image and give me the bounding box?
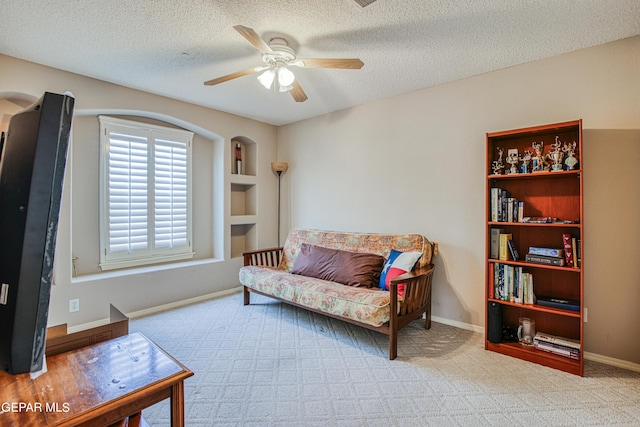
[271,162,288,247]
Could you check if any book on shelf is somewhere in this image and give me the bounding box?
[490,187,499,222]
[562,233,575,267]
[525,253,565,266]
[525,272,534,305]
[534,331,581,350]
[528,247,564,258]
[507,239,519,261]
[520,216,552,223]
[518,201,524,222]
[490,228,505,259]
[495,262,505,300]
[536,296,580,312]
[506,197,516,222]
[500,189,510,222]
[534,340,580,360]
[499,233,512,261]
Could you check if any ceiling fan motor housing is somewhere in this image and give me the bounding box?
[263,38,296,66]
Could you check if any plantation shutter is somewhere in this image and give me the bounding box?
[154,138,188,249]
[99,116,193,270]
[107,132,149,254]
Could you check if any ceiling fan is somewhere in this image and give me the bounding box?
[204,25,364,103]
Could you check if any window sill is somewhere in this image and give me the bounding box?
[99,252,195,272]
[73,256,223,283]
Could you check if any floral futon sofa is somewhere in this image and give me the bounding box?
[239,228,437,359]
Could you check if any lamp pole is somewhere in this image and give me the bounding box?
[271,162,288,247]
[276,170,283,247]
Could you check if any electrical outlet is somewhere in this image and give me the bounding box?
[584,307,588,322]
[69,298,80,313]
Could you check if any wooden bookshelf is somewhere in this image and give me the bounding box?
[485,120,584,376]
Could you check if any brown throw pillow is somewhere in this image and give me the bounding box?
[291,243,385,288]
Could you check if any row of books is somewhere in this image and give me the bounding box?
[534,332,581,360]
[489,228,581,269]
[490,188,523,222]
[490,187,580,225]
[490,229,518,260]
[525,235,581,268]
[526,246,565,266]
[490,263,534,304]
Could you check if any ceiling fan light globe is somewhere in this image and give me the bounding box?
[257,69,275,89]
[277,67,295,87]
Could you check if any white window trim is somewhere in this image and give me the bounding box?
[98,116,194,271]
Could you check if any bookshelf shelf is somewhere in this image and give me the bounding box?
[489,169,580,180]
[485,120,584,376]
[488,222,581,228]
[487,298,582,318]
[486,341,582,376]
[488,259,581,273]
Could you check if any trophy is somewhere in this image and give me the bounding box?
[563,141,579,170]
[491,147,504,175]
[531,142,547,172]
[546,137,564,172]
[519,149,532,174]
[505,149,519,174]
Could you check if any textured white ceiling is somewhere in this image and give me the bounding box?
[1,0,639,126]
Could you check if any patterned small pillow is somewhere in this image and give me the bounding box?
[379,249,423,295]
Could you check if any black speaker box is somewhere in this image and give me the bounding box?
[487,301,503,344]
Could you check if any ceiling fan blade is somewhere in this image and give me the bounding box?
[233,25,273,55]
[289,81,308,103]
[204,66,266,86]
[294,58,364,69]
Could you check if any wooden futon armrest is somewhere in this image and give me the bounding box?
[389,264,435,315]
[243,247,283,267]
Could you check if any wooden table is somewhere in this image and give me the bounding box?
[0,332,193,426]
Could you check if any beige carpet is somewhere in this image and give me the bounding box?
[131,291,640,426]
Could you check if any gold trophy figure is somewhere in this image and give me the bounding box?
[546,137,564,172]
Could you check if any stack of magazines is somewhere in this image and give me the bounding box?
[534,332,580,360]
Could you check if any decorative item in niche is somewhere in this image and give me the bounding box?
[234,143,243,174]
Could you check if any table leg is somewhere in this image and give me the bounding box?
[170,381,186,427]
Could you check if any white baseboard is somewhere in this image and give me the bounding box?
[67,318,112,334]
[126,287,243,319]
[432,315,485,334]
[67,287,243,333]
[584,351,640,373]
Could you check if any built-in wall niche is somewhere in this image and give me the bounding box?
[230,137,257,176]
[231,183,256,216]
[230,223,256,259]
[229,136,258,259]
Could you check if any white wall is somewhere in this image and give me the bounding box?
[278,36,640,365]
[0,55,279,327]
